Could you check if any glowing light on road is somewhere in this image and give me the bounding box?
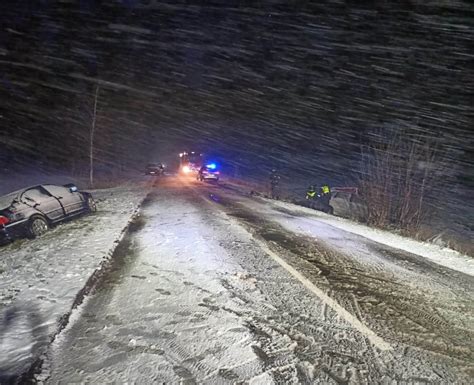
[182,165,191,173]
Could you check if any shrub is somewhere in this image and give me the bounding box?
[358,126,447,234]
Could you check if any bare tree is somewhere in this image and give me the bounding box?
[89,85,100,188]
[359,125,442,234]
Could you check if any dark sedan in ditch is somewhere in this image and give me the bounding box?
[0,184,96,242]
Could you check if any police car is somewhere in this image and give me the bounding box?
[197,163,220,182]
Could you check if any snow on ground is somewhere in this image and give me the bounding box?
[1,176,472,382]
[44,183,402,382]
[46,187,272,382]
[265,198,474,277]
[223,182,474,277]
[0,178,151,379]
[201,189,472,341]
[45,179,473,383]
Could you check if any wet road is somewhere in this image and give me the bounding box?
[44,175,473,383]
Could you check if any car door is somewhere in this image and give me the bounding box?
[43,185,85,215]
[22,187,65,221]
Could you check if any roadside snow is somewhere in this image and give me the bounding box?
[267,199,474,277]
[0,180,150,378]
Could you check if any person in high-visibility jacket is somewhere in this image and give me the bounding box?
[321,184,330,195]
[306,185,317,199]
[306,185,317,208]
[318,184,331,209]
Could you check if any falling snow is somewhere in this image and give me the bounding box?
[0,1,473,383]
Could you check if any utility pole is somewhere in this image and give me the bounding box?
[89,85,99,188]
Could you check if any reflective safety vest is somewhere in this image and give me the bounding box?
[306,190,316,199]
[321,185,330,194]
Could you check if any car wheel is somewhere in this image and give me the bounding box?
[86,196,97,212]
[27,216,49,238]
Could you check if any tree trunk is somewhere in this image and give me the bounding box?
[89,85,99,188]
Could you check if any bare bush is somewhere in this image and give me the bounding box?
[359,126,444,234]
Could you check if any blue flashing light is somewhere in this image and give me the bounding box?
[206,163,217,170]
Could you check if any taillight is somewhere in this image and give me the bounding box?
[0,216,9,226]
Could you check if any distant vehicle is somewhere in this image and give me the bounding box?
[197,163,220,182]
[179,151,203,174]
[0,184,96,242]
[145,163,164,176]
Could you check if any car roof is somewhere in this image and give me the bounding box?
[0,185,52,209]
[42,184,66,188]
[21,184,48,193]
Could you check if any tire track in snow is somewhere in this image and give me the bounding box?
[194,183,473,380]
[194,187,392,352]
[186,183,393,382]
[251,235,392,352]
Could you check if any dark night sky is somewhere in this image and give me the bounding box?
[0,0,473,188]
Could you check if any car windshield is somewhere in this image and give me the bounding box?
[0,190,22,209]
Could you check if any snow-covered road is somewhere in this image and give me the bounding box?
[41,175,473,383]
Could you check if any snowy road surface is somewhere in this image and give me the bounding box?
[39,177,473,382]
